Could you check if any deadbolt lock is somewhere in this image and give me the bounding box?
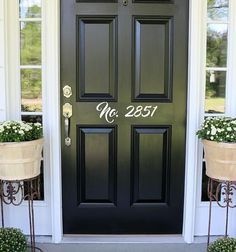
[63,85,72,98]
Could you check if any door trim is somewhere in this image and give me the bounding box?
[45,0,62,243]
[182,0,205,243]
[49,0,199,243]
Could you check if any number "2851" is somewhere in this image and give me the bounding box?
[125,105,158,118]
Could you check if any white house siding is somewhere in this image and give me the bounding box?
[0,0,6,121]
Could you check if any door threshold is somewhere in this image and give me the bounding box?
[34,235,208,244]
[61,235,185,244]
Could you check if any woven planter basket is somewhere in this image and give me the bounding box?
[0,138,43,181]
[203,139,236,181]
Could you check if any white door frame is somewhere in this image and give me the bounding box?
[47,0,203,243]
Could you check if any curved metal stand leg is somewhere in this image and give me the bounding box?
[207,178,213,247]
[0,181,4,228]
[28,180,34,252]
[225,182,230,237]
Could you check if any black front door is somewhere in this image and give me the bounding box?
[61,0,188,234]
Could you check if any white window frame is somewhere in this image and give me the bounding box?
[194,0,236,237]
[1,0,236,243]
[2,0,52,236]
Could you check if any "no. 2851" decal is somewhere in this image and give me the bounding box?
[96,102,158,123]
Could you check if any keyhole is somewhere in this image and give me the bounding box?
[123,0,128,6]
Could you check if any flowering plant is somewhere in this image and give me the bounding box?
[0,228,27,252]
[197,117,236,143]
[0,121,43,142]
[208,237,236,252]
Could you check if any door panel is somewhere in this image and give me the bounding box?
[133,16,173,101]
[61,0,188,234]
[77,126,117,206]
[131,126,171,205]
[77,16,118,101]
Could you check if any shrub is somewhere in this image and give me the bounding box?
[208,237,236,252]
[0,228,27,252]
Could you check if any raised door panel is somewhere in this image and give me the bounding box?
[76,16,118,101]
[133,0,173,3]
[77,126,117,206]
[76,0,117,2]
[131,126,171,205]
[133,16,173,102]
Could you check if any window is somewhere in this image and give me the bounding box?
[202,0,229,201]
[20,0,42,119]
[19,0,44,200]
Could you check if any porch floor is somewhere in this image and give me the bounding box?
[34,243,207,252]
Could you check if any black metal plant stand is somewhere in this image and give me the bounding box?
[0,175,43,252]
[207,177,236,246]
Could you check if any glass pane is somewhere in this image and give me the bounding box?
[207,0,228,21]
[20,22,41,65]
[23,161,44,201]
[207,24,228,67]
[205,70,226,113]
[201,162,209,201]
[201,161,221,202]
[21,69,42,112]
[19,0,41,18]
[21,114,42,124]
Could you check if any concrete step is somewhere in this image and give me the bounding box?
[34,243,207,252]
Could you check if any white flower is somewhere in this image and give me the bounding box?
[227,127,232,131]
[211,127,217,135]
[18,130,24,135]
[210,136,214,140]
